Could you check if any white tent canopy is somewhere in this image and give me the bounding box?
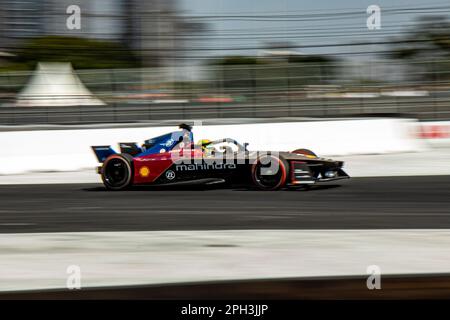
[16,62,105,107]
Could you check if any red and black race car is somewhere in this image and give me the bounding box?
[92,124,349,190]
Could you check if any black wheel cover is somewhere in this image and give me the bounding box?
[102,156,132,190]
[252,155,286,190]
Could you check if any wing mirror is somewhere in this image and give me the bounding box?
[244,143,249,151]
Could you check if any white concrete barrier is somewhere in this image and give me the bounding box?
[0,118,424,174]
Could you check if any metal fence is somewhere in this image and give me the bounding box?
[0,59,450,125]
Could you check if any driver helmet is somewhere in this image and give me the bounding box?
[198,139,213,152]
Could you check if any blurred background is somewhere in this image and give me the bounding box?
[0,0,449,124]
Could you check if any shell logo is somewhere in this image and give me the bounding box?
[139,166,150,177]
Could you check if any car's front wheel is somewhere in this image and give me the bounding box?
[101,154,134,190]
[251,155,288,190]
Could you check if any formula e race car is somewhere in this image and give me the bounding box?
[92,124,349,190]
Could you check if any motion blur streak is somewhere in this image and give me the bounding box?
[0,2,450,123]
[0,176,449,233]
[1,229,450,292]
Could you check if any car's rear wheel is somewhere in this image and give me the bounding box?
[292,148,318,157]
[101,154,133,190]
[251,155,288,190]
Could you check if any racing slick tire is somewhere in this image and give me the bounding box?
[251,154,288,190]
[101,153,134,190]
[292,148,318,157]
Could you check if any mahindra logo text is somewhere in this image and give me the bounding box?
[175,163,237,171]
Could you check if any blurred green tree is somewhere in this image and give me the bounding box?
[210,54,336,90]
[387,16,450,81]
[11,36,140,70]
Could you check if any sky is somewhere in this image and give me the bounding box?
[178,0,450,60]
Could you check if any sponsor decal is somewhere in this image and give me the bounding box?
[165,170,176,180]
[165,139,174,147]
[139,166,150,177]
[175,163,237,171]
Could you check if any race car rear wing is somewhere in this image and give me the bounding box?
[91,146,116,163]
[119,142,142,156]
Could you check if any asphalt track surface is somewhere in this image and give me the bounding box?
[0,176,449,233]
[3,274,450,299]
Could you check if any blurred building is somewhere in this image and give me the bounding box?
[125,0,185,67]
[0,0,187,67]
[0,0,45,48]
